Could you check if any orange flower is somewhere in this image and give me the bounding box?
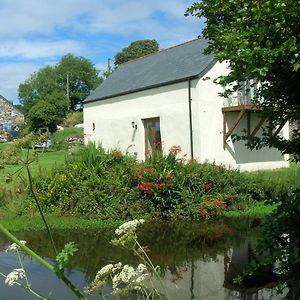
[163,173,175,180]
[169,145,181,154]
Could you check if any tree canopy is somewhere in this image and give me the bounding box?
[186,0,300,161]
[19,54,102,131]
[114,39,159,66]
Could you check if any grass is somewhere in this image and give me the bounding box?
[0,213,122,232]
[0,142,11,151]
[0,149,67,185]
[52,127,83,144]
[244,162,300,189]
[223,201,277,218]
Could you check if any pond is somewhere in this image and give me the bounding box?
[0,218,291,300]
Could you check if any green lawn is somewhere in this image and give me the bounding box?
[0,149,67,185]
[0,142,11,151]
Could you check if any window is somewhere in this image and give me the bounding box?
[143,117,162,156]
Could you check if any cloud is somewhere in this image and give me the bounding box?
[0,0,204,102]
[0,0,85,38]
[77,0,201,41]
[0,0,201,41]
[0,63,43,101]
[0,39,86,59]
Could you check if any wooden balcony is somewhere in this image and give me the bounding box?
[222,102,265,149]
[222,80,287,148]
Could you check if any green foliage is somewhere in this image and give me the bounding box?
[55,242,78,272]
[34,144,143,219]
[18,54,102,131]
[27,92,70,132]
[61,111,83,127]
[52,127,83,150]
[56,54,103,110]
[186,0,300,161]
[26,144,297,220]
[257,189,300,289]
[114,39,159,66]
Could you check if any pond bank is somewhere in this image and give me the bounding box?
[0,201,275,232]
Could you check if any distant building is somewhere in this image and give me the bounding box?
[0,95,24,125]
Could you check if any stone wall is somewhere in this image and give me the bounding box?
[0,95,24,124]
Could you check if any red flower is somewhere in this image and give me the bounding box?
[213,199,227,209]
[169,145,181,154]
[163,173,175,180]
[201,182,212,191]
[138,182,154,194]
[154,183,174,188]
[133,167,155,180]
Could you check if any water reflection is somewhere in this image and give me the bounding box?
[0,218,289,299]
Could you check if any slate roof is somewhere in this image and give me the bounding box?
[84,38,216,103]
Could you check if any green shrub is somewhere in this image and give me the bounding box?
[33,143,146,219]
[61,111,83,127]
[27,143,300,220]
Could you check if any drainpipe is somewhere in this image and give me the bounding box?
[188,79,194,160]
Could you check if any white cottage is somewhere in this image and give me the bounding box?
[83,38,289,171]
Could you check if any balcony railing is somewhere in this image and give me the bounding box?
[223,79,257,107]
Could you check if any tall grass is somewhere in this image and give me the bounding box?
[244,163,300,201]
[52,127,83,150]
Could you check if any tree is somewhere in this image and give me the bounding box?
[19,54,102,113]
[19,66,61,114]
[56,54,102,110]
[26,91,69,132]
[114,40,159,66]
[18,54,102,131]
[186,0,300,161]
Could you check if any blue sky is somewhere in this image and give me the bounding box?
[0,0,204,104]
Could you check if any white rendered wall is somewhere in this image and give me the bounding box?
[193,61,289,171]
[84,81,194,160]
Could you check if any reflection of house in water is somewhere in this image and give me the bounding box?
[224,241,280,300]
[158,239,286,300]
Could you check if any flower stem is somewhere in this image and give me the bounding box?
[24,153,57,256]
[0,224,88,300]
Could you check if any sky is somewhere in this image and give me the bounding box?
[0,0,204,104]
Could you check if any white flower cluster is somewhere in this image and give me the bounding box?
[112,263,149,292]
[115,219,145,236]
[95,262,122,280]
[5,268,25,286]
[86,262,149,295]
[5,240,27,253]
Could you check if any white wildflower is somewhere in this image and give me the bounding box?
[112,263,149,292]
[137,264,148,273]
[5,241,27,253]
[95,264,114,279]
[112,262,123,272]
[5,268,25,286]
[115,219,145,236]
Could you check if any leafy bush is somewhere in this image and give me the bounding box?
[34,143,146,219]
[61,111,83,127]
[28,143,282,220]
